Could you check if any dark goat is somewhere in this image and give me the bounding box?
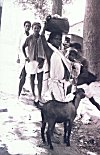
[35,88,85,150]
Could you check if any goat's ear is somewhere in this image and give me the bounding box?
[73,91,76,95]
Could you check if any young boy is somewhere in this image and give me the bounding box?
[17,21,31,97]
[22,22,45,101]
[67,43,100,111]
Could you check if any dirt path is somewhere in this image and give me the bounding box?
[0,90,100,155]
[0,91,81,155]
[0,43,100,155]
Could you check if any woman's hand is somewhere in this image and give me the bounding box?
[38,58,44,69]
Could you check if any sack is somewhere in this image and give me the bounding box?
[45,17,69,33]
[77,71,97,85]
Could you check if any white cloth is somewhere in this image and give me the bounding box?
[48,78,65,101]
[18,32,29,64]
[42,43,71,101]
[25,60,43,75]
[70,83,93,99]
[77,84,93,98]
[17,32,29,74]
[48,43,71,73]
[65,57,81,79]
[65,83,93,102]
[42,59,49,95]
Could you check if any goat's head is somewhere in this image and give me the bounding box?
[73,88,85,99]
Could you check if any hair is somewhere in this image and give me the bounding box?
[32,22,41,29]
[48,32,62,43]
[69,49,78,56]
[70,42,82,50]
[24,21,31,27]
[65,36,70,43]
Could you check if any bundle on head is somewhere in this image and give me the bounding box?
[45,15,69,33]
[34,88,85,150]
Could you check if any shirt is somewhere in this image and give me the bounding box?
[24,34,45,61]
[18,32,30,63]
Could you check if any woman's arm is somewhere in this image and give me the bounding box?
[41,23,53,67]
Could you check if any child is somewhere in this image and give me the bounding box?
[17,21,31,97]
[22,22,45,100]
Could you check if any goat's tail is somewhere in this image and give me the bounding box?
[34,100,44,110]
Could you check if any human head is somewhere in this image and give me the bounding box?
[70,42,82,52]
[48,32,62,49]
[68,49,78,62]
[32,22,41,35]
[70,42,83,60]
[24,21,31,32]
[63,36,70,49]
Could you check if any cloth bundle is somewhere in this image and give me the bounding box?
[45,15,69,33]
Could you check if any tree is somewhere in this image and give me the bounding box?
[14,0,52,19]
[52,0,62,15]
[14,0,73,19]
[83,0,100,80]
[52,0,73,16]
[0,0,3,29]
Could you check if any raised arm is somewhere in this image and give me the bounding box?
[41,21,53,67]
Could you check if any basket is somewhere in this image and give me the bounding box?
[45,17,69,34]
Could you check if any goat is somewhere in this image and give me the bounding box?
[34,88,85,150]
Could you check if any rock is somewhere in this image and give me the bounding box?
[88,138,96,145]
[0,108,8,112]
[81,113,91,124]
[87,151,97,155]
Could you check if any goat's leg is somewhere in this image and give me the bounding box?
[46,129,51,145]
[63,122,67,144]
[51,122,56,136]
[41,112,46,143]
[46,120,55,150]
[66,121,72,146]
[41,121,46,143]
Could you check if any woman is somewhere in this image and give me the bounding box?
[41,29,70,101]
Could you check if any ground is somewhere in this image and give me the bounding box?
[0,43,100,155]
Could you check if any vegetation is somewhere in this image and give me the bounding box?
[14,0,73,19]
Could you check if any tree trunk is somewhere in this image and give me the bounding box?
[83,0,100,80]
[0,0,4,30]
[0,6,2,29]
[52,0,62,16]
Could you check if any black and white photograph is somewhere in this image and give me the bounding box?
[0,0,100,154]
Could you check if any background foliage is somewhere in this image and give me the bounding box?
[14,0,73,19]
